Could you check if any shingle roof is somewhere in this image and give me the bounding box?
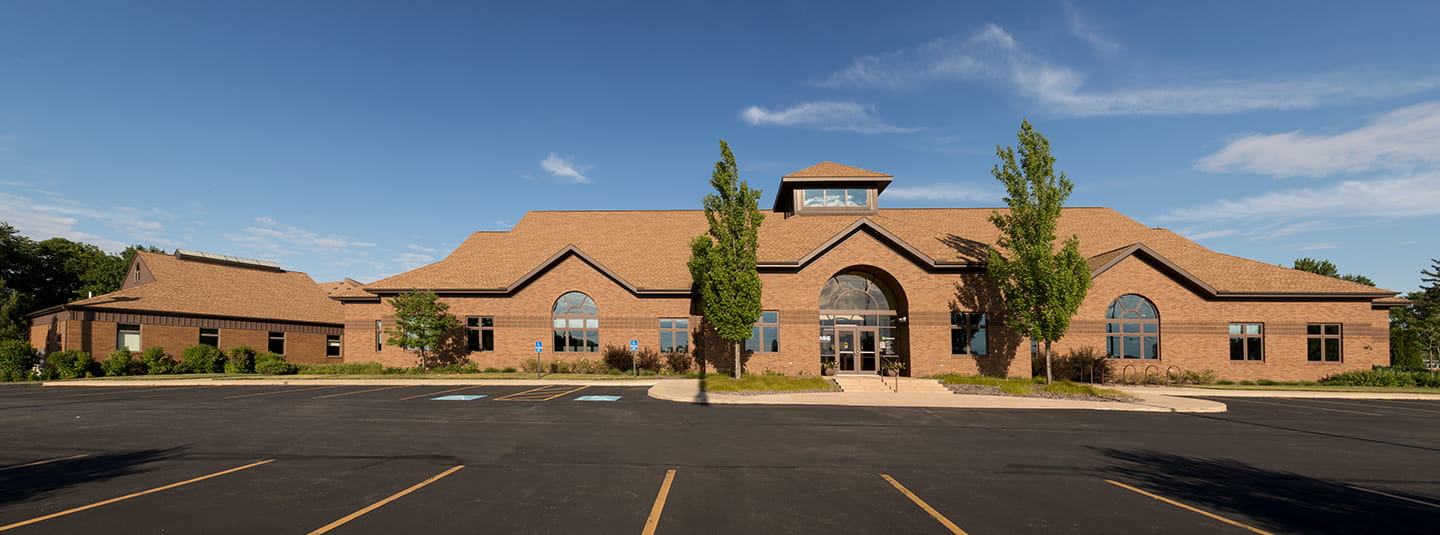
[784,161,892,178]
[318,278,365,297]
[362,207,1396,298]
[66,252,344,324]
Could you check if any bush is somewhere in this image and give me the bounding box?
[0,340,40,381]
[432,362,481,374]
[482,367,499,373]
[546,359,572,374]
[102,349,138,377]
[179,344,225,374]
[602,345,634,371]
[1166,369,1217,385]
[140,347,174,375]
[1320,368,1440,388]
[254,352,297,375]
[224,345,257,374]
[635,348,663,373]
[45,350,95,379]
[294,362,386,374]
[665,352,693,374]
[569,358,602,374]
[1038,346,1112,383]
[501,367,516,373]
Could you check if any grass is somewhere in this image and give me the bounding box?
[700,373,837,393]
[934,374,1131,399]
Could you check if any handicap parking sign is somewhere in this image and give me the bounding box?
[629,339,639,351]
[535,341,543,352]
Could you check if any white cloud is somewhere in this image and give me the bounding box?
[1243,220,1336,241]
[224,217,377,257]
[881,183,999,202]
[396,252,435,271]
[1183,229,1238,240]
[1161,172,1440,221]
[1298,243,1339,251]
[0,191,176,251]
[1063,2,1120,55]
[1196,101,1440,178]
[741,102,917,134]
[540,153,591,183]
[815,24,1440,117]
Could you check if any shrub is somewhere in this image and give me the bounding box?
[179,344,226,374]
[501,367,516,373]
[482,367,499,373]
[635,348,662,372]
[1166,369,1217,385]
[140,347,174,375]
[665,352,693,374]
[0,340,40,381]
[1039,346,1112,383]
[254,352,297,375]
[224,345,257,374]
[602,345,634,371]
[1214,379,1235,385]
[1320,368,1440,388]
[295,362,385,375]
[569,358,601,374]
[521,357,542,373]
[102,349,138,377]
[432,362,480,374]
[45,350,95,379]
[546,360,572,374]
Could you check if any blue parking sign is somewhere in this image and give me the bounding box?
[535,341,543,352]
[629,339,638,351]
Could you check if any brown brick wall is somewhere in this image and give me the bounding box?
[27,319,336,364]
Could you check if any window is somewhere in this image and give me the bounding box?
[552,292,599,352]
[375,320,383,352]
[801,188,869,208]
[1307,323,1342,362]
[1229,323,1263,361]
[659,318,689,353]
[950,313,987,355]
[1105,295,1159,359]
[467,317,495,352]
[745,311,779,353]
[268,332,285,355]
[199,328,219,347]
[117,324,141,352]
[326,334,341,357]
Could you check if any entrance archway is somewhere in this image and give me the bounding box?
[819,269,905,375]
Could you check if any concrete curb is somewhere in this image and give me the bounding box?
[646,379,1226,413]
[1114,385,1440,400]
[39,378,668,387]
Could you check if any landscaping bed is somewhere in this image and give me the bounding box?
[700,374,840,394]
[934,374,1133,402]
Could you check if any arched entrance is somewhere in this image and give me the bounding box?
[819,269,905,374]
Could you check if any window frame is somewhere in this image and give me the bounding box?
[950,313,987,356]
[659,318,690,354]
[552,292,600,353]
[745,311,780,353]
[1306,323,1343,362]
[268,331,286,355]
[1105,294,1160,360]
[466,316,495,352]
[198,327,220,348]
[1228,323,1263,361]
[117,324,141,352]
[326,334,342,357]
[375,320,383,352]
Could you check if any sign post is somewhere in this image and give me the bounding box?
[534,341,543,379]
[629,339,639,376]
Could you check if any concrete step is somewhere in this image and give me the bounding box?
[832,376,952,394]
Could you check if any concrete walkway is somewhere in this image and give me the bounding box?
[1113,385,1440,400]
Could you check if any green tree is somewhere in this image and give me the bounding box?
[985,120,1092,384]
[1291,257,1376,286]
[384,289,462,369]
[687,140,764,379]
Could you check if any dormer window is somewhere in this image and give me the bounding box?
[802,189,870,208]
[773,162,892,217]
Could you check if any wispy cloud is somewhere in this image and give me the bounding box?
[1298,242,1339,251]
[405,244,437,253]
[540,153,591,183]
[741,102,917,134]
[1243,220,1337,241]
[1161,172,1440,221]
[815,24,1440,117]
[1183,229,1238,240]
[396,252,435,271]
[0,191,179,251]
[1063,1,1119,55]
[1197,101,1440,178]
[881,183,999,202]
[224,217,376,258]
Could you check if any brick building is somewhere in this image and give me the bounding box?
[333,162,1403,381]
[28,250,344,364]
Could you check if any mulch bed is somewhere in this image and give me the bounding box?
[944,383,1131,403]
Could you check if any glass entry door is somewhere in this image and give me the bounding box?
[836,328,879,374]
[837,329,856,372]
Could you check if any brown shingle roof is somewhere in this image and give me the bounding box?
[363,207,1397,298]
[784,161,892,178]
[67,252,344,324]
[318,278,364,297]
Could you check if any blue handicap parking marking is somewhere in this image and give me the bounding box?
[575,395,622,402]
[432,395,487,401]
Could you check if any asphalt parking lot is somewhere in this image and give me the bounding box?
[0,384,1437,534]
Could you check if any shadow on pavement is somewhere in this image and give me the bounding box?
[0,448,182,507]
[1098,448,1438,534]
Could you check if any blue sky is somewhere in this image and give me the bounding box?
[2,1,1437,293]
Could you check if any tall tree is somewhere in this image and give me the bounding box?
[986,120,1092,384]
[384,289,462,369]
[1291,257,1375,286]
[688,140,764,379]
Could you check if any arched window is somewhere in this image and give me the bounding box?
[1106,294,1159,359]
[552,291,598,352]
[819,272,893,312]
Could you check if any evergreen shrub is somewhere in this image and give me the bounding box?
[140,347,173,375]
[179,344,225,374]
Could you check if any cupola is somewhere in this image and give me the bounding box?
[773,161,893,216]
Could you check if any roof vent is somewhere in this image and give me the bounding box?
[174,249,284,271]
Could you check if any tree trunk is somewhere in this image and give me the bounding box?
[733,341,742,379]
[1044,341,1054,385]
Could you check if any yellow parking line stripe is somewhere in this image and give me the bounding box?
[1225,398,1382,416]
[1347,485,1440,509]
[0,459,274,532]
[1307,399,1440,415]
[495,385,589,401]
[640,469,676,535]
[308,465,465,535]
[880,474,968,535]
[399,386,478,401]
[0,454,88,472]
[225,385,344,399]
[1105,480,1274,535]
[313,385,410,399]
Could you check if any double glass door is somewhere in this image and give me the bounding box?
[836,327,878,373]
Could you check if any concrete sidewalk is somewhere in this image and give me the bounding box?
[1113,385,1440,400]
[647,379,1225,413]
